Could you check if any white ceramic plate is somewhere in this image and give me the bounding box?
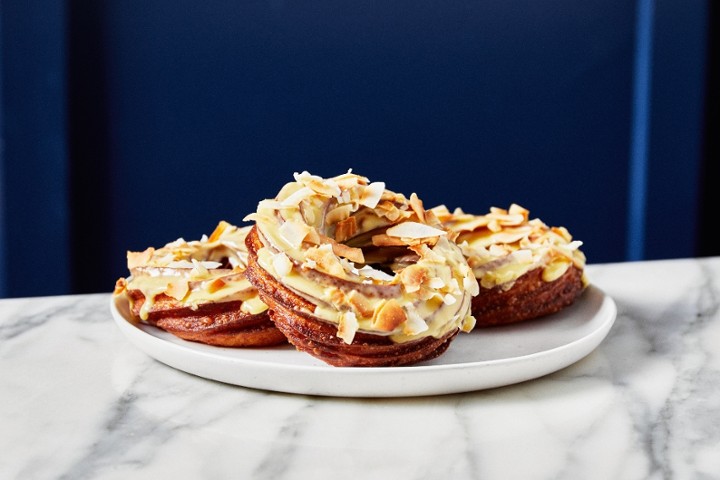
[110,285,616,397]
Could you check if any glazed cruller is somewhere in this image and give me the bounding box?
[243,170,478,367]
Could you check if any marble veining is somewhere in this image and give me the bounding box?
[1,257,720,479]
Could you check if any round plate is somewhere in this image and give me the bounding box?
[110,285,616,397]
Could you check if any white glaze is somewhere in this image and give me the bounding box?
[1,257,719,479]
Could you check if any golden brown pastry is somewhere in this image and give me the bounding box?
[114,221,287,347]
[431,204,588,327]
[243,171,478,367]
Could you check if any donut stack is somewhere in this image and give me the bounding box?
[114,221,286,347]
[242,171,477,367]
[114,171,588,367]
[431,204,587,327]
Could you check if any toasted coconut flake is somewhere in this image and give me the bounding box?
[487,219,502,232]
[409,193,426,223]
[272,252,293,277]
[461,315,477,332]
[278,220,311,249]
[508,203,529,217]
[165,238,186,248]
[326,204,354,225]
[347,290,374,318]
[372,299,407,332]
[167,260,195,269]
[463,275,480,296]
[399,264,428,293]
[567,240,583,250]
[281,186,315,207]
[327,287,346,306]
[257,199,284,211]
[408,242,446,263]
[333,242,364,264]
[359,181,385,209]
[483,227,532,245]
[305,244,346,277]
[334,216,357,243]
[371,234,407,247]
[447,278,462,294]
[551,226,573,242]
[241,296,268,315]
[114,277,127,295]
[304,228,321,245]
[127,248,154,269]
[443,293,457,305]
[293,171,342,197]
[429,277,446,289]
[155,252,176,266]
[337,311,359,344]
[208,221,230,242]
[488,244,508,256]
[375,201,402,222]
[357,265,395,282]
[385,222,447,239]
[206,278,226,294]
[190,259,210,277]
[166,279,189,300]
[512,249,534,263]
[300,202,316,225]
[455,216,491,232]
[403,305,429,335]
[316,234,365,264]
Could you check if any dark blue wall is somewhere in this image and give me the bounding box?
[1,0,71,297]
[0,0,711,297]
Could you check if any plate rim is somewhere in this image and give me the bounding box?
[110,285,617,396]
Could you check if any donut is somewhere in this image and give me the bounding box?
[243,171,478,367]
[431,204,588,327]
[114,221,287,347]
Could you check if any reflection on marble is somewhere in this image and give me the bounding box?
[1,258,719,479]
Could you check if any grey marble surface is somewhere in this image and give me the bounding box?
[1,257,719,480]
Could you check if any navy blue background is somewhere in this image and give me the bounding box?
[0,0,713,297]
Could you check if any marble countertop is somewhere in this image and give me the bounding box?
[1,257,719,479]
